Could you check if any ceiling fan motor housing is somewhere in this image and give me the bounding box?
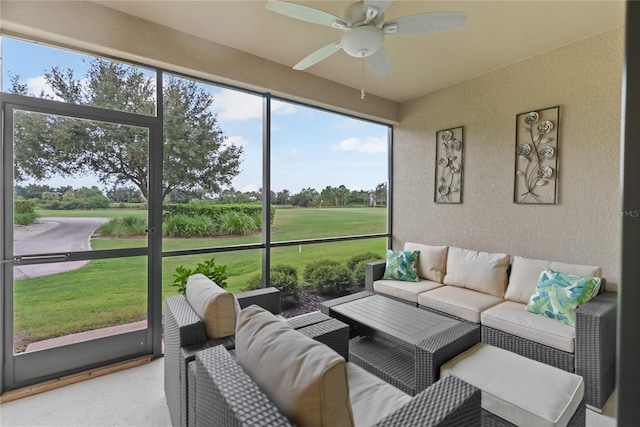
[341,26,385,57]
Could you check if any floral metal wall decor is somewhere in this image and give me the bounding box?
[514,106,559,204]
[435,126,464,203]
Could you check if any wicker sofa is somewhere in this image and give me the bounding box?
[188,305,481,427]
[365,243,617,412]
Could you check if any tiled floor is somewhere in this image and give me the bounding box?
[0,357,617,426]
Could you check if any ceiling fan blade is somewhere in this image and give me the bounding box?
[383,11,467,35]
[293,41,342,70]
[364,0,393,18]
[266,0,345,28]
[366,47,390,76]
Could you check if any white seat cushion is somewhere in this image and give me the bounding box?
[403,242,448,283]
[441,343,584,427]
[481,301,576,353]
[505,256,602,304]
[185,273,241,339]
[417,286,504,323]
[235,305,354,427]
[347,362,411,426]
[373,279,442,303]
[443,247,510,297]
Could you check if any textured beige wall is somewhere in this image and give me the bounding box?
[394,28,623,288]
[0,0,398,124]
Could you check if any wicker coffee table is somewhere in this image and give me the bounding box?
[321,291,480,395]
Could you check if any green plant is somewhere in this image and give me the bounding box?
[347,251,383,285]
[172,257,228,295]
[242,265,300,301]
[220,211,256,235]
[119,215,147,236]
[14,212,39,225]
[304,260,352,294]
[97,219,117,236]
[15,199,37,214]
[14,199,39,225]
[242,274,262,292]
[96,215,146,237]
[270,264,300,300]
[163,214,217,237]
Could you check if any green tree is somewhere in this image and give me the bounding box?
[373,182,387,206]
[11,60,242,201]
[348,189,369,206]
[290,187,318,207]
[274,189,290,205]
[14,184,56,200]
[107,185,142,203]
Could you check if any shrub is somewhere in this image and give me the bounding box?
[303,259,329,283]
[172,257,228,295]
[270,265,300,301]
[14,200,38,225]
[220,211,256,235]
[97,215,146,237]
[14,212,38,225]
[304,260,352,295]
[241,265,300,301]
[242,274,262,292]
[252,212,263,230]
[163,214,217,237]
[97,219,117,236]
[119,215,147,236]
[163,203,276,225]
[347,251,383,285]
[15,199,37,214]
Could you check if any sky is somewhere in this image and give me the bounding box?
[1,37,388,195]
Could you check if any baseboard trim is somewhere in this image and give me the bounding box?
[0,355,153,403]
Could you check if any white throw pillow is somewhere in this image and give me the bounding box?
[505,256,602,304]
[185,273,240,339]
[403,242,448,283]
[235,305,354,427]
[443,247,510,297]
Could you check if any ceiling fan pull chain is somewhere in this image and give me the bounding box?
[361,54,366,99]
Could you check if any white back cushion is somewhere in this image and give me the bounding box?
[403,242,448,283]
[235,305,354,427]
[443,247,510,297]
[505,256,602,304]
[185,273,240,339]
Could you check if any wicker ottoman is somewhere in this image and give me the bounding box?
[441,343,585,427]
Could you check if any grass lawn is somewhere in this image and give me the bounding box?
[13,207,387,349]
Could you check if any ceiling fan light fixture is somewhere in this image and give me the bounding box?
[340,26,384,58]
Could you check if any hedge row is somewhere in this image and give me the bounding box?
[163,203,276,225]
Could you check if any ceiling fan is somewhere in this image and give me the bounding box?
[265,0,467,77]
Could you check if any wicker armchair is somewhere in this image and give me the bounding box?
[163,288,280,427]
[190,345,481,427]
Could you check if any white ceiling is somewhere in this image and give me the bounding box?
[92,0,625,103]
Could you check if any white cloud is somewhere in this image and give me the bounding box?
[241,183,260,192]
[26,76,58,99]
[211,92,297,122]
[273,103,297,115]
[330,136,386,153]
[212,89,262,121]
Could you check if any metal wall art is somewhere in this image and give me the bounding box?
[514,106,559,204]
[435,126,464,203]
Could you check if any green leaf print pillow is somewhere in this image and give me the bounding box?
[525,268,601,326]
[382,249,420,282]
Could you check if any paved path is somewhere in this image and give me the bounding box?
[13,217,109,280]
